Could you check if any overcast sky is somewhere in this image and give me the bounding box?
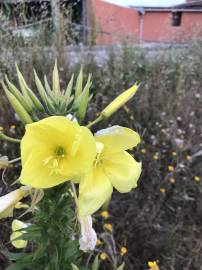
[103,0,186,7]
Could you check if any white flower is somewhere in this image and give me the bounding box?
[78,215,97,252]
[0,155,9,169]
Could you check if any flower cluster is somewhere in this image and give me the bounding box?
[0,63,142,269]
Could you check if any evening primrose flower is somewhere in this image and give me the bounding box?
[10,219,28,249]
[78,126,141,216]
[78,215,97,252]
[100,210,110,219]
[0,187,31,219]
[120,246,127,256]
[20,116,96,188]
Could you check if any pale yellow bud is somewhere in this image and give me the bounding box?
[101,84,139,118]
[10,219,28,249]
[0,186,31,219]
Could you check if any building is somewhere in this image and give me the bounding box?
[86,0,202,44]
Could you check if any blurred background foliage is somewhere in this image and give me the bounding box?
[0,1,202,270]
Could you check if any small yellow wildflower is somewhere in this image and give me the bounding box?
[103,223,113,232]
[148,261,160,270]
[172,151,177,156]
[168,165,174,172]
[10,125,16,129]
[100,210,110,219]
[120,246,127,256]
[194,176,200,182]
[0,126,4,131]
[100,252,108,260]
[96,239,102,246]
[186,155,192,161]
[160,188,166,194]
[141,148,146,154]
[169,178,176,184]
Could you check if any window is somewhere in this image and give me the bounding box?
[172,11,182,26]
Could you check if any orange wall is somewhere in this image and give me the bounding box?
[143,12,202,42]
[87,0,140,44]
[87,0,202,44]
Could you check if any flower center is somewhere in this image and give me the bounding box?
[94,142,104,167]
[43,146,66,175]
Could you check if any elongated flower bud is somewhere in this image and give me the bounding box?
[2,82,33,124]
[101,84,139,118]
[0,186,32,219]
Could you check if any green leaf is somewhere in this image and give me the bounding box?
[75,66,83,98]
[92,255,99,270]
[117,262,125,270]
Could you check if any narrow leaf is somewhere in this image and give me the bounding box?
[75,66,83,98]
[92,255,100,270]
[117,262,125,270]
[52,60,60,93]
[71,264,80,270]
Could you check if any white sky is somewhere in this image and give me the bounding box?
[103,0,186,7]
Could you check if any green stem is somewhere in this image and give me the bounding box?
[86,114,105,129]
[71,182,79,208]
[0,133,21,143]
[8,157,21,164]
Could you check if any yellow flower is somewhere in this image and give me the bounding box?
[120,246,127,256]
[168,165,174,172]
[96,239,102,246]
[103,223,113,232]
[186,155,192,161]
[172,151,177,157]
[194,176,200,182]
[100,210,110,219]
[10,219,28,249]
[160,188,166,194]
[10,125,16,129]
[0,155,9,169]
[101,84,139,118]
[0,187,31,219]
[20,116,96,188]
[0,126,4,131]
[100,252,108,260]
[148,261,160,270]
[153,154,159,160]
[78,126,141,216]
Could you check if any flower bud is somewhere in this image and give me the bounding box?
[0,186,32,219]
[101,84,139,118]
[10,219,28,249]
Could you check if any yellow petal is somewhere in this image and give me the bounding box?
[95,126,140,154]
[79,167,113,216]
[103,151,142,192]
